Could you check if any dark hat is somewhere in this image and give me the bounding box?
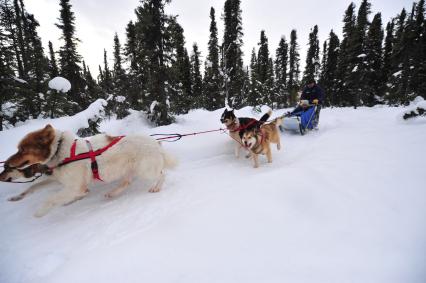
[307,77,316,84]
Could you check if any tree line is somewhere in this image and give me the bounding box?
[0,0,425,129]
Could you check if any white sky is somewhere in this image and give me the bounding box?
[26,0,414,77]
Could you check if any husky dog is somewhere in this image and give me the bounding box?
[3,125,177,217]
[241,118,283,168]
[220,109,272,158]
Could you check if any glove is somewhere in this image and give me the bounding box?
[312,99,319,105]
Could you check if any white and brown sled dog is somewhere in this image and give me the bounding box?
[241,118,283,168]
[3,125,177,217]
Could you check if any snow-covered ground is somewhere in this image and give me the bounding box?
[0,106,425,283]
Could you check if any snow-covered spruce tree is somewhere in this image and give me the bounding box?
[99,49,113,96]
[335,2,356,106]
[111,33,130,119]
[167,18,192,115]
[387,8,409,105]
[320,30,340,106]
[248,48,259,106]
[82,61,101,104]
[24,12,49,117]
[222,0,245,108]
[303,25,320,84]
[56,0,86,114]
[256,30,273,106]
[203,7,223,111]
[346,0,371,108]
[363,13,384,106]
[288,29,300,106]
[133,0,173,125]
[124,20,143,110]
[0,0,19,130]
[274,37,289,107]
[48,41,59,77]
[191,43,203,109]
[383,20,394,95]
[410,0,426,99]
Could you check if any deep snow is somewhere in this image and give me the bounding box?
[0,105,425,283]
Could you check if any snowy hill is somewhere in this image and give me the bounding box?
[0,106,425,283]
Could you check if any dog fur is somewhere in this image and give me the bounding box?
[241,118,283,168]
[4,125,177,217]
[220,109,272,158]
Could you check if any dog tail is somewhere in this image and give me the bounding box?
[271,117,283,126]
[259,109,272,123]
[162,151,178,169]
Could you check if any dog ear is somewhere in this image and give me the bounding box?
[44,124,53,131]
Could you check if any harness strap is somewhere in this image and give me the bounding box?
[55,136,125,178]
[230,118,258,132]
[70,139,77,158]
[86,140,103,181]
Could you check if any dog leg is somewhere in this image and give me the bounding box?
[277,137,281,151]
[8,178,55,202]
[34,185,88,217]
[235,144,241,158]
[253,154,259,168]
[149,171,165,193]
[105,177,131,198]
[266,145,273,163]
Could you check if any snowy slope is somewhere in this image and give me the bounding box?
[0,106,425,283]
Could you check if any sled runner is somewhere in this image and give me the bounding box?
[280,105,318,135]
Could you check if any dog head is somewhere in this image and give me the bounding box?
[241,128,260,149]
[5,125,56,169]
[220,109,237,127]
[0,163,48,182]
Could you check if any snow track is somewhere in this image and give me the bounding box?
[0,106,425,283]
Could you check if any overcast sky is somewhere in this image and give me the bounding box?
[26,0,414,77]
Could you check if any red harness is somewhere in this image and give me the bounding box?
[57,136,125,181]
[229,118,258,132]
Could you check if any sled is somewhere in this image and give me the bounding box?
[280,105,318,135]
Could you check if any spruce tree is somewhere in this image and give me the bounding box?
[288,29,300,105]
[256,30,272,106]
[203,7,222,110]
[335,2,356,106]
[303,25,320,84]
[222,0,244,108]
[363,13,384,106]
[48,41,59,77]
[134,0,173,125]
[383,20,394,86]
[347,0,371,107]
[191,43,202,109]
[274,37,289,107]
[410,0,426,97]
[56,0,86,113]
[167,18,192,114]
[321,30,340,106]
[124,20,142,109]
[248,48,259,106]
[112,33,129,118]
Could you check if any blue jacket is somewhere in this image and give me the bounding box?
[301,84,324,104]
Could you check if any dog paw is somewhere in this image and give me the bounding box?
[148,187,161,193]
[105,192,115,199]
[8,195,24,202]
[34,208,49,218]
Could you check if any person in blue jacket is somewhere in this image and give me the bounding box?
[289,78,324,116]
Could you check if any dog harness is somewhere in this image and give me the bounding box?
[57,136,125,181]
[228,118,258,132]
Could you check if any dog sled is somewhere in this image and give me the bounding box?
[279,105,319,135]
